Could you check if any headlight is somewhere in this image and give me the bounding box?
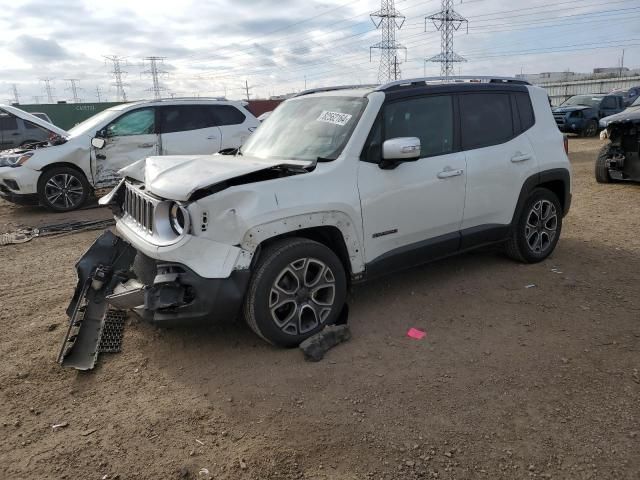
[0,152,33,168]
[169,202,190,235]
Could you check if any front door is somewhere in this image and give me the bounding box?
[159,105,222,155]
[358,94,467,268]
[93,107,159,188]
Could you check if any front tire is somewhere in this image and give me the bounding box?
[595,144,612,183]
[505,188,563,263]
[37,166,90,212]
[243,238,347,347]
[582,120,598,137]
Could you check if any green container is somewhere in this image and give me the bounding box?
[16,102,123,130]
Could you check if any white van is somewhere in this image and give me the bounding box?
[0,99,259,211]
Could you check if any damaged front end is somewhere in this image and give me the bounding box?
[600,119,640,182]
[59,230,250,370]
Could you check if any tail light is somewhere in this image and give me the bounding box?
[563,135,569,155]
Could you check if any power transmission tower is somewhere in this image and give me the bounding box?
[104,55,128,102]
[32,96,42,104]
[41,78,55,103]
[244,80,252,101]
[370,0,406,83]
[425,0,468,78]
[95,86,104,102]
[65,79,82,103]
[11,84,20,104]
[142,56,168,100]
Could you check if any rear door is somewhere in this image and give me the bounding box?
[0,114,22,149]
[600,96,622,118]
[460,91,539,243]
[159,105,222,155]
[93,107,159,188]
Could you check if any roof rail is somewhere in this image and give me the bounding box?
[154,96,229,102]
[294,84,379,97]
[376,76,530,91]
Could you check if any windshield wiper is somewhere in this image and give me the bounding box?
[316,156,336,162]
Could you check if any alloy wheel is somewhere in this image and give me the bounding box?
[44,173,84,210]
[524,199,558,254]
[269,257,336,336]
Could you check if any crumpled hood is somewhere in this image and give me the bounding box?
[552,105,591,114]
[120,154,313,201]
[0,104,69,138]
[600,105,640,126]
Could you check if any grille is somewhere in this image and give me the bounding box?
[553,113,565,126]
[123,183,155,234]
[98,309,127,353]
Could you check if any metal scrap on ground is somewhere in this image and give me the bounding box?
[0,219,114,246]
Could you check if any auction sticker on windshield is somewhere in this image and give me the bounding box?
[317,111,353,126]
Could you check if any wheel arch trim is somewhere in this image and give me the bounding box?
[512,168,571,224]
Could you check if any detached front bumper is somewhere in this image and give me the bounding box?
[60,231,251,369]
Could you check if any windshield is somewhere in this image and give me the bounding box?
[68,108,118,137]
[241,96,367,161]
[561,95,604,108]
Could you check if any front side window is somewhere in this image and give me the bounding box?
[160,106,214,134]
[242,96,366,161]
[0,114,18,131]
[601,97,616,109]
[384,95,454,158]
[106,108,155,137]
[460,93,513,150]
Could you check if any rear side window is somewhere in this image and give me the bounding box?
[514,92,535,132]
[601,97,617,109]
[460,93,513,150]
[160,106,216,134]
[0,115,18,131]
[384,95,454,158]
[210,105,246,126]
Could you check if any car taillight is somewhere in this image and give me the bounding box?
[563,135,569,155]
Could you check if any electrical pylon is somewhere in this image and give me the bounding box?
[425,0,468,78]
[370,0,406,83]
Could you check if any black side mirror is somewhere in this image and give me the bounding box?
[95,128,107,138]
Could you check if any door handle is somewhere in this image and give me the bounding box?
[137,143,155,148]
[96,154,106,160]
[206,135,218,140]
[511,153,532,163]
[11,132,20,136]
[437,168,464,179]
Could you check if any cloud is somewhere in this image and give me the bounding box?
[10,35,71,62]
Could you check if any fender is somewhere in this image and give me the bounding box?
[511,167,572,226]
[240,211,365,274]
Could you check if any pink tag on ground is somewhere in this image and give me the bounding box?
[407,328,426,340]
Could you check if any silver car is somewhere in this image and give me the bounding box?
[0,111,54,150]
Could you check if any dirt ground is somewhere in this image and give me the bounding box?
[0,137,638,480]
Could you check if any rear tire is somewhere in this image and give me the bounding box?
[581,120,598,137]
[243,238,347,347]
[595,144,612,183]
[37,166,90,212]
[505,188,563,263]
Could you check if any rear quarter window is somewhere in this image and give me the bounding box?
[514,92,535,132]
[460,93,514,150]
[210,105,246,126]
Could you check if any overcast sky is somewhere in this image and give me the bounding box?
[1,0,638,103]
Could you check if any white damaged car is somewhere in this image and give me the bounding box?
[0,100,258,211]
[61,77,572,362]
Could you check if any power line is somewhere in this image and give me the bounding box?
[40,78,55,103]
[65,79,82,103]
[370,0,407,82]
[142,56,168,100]
[104,55,128,102]
[425,0,468,78]
[11,84,19,104]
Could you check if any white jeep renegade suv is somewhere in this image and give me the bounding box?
[70,77,572,348]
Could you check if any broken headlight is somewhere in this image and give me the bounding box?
[169,202,190,235]
[0,152,33,168]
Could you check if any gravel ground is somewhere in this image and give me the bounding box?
[0,137,638,480]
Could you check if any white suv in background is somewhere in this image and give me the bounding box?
[0,99,259,211]
[68,77,572,349]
